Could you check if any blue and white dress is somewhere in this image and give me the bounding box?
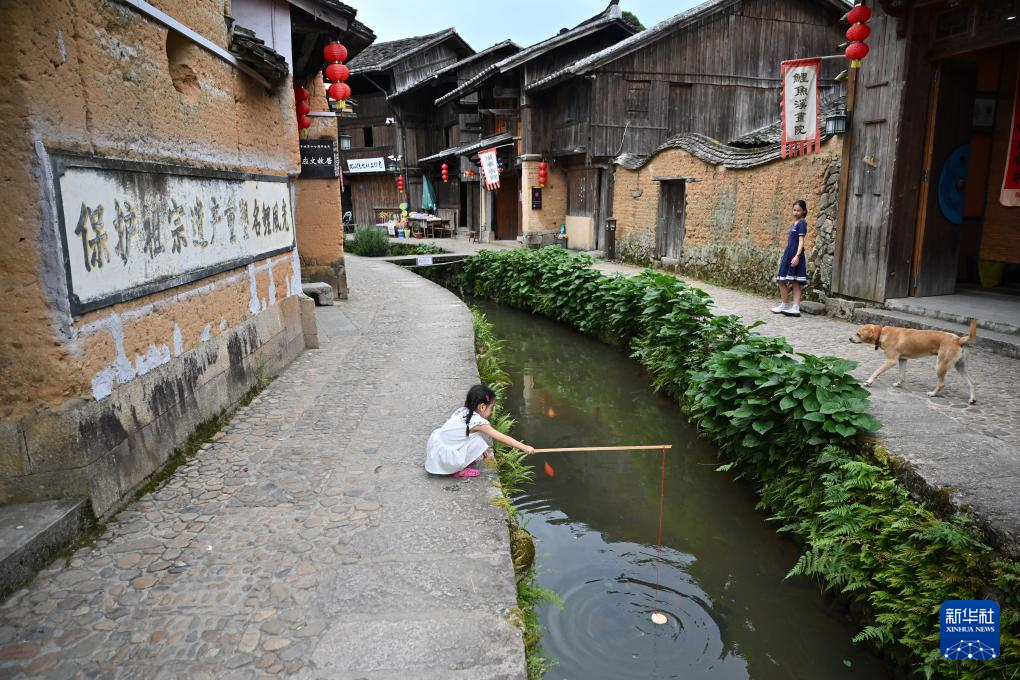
[776,219,808,284]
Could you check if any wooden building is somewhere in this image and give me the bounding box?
[520,0,850,252]
[433,1,639,241]
[397,40,522,235]
[833,1,1020,302]
[342,29,474,229]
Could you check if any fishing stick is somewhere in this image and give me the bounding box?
[528,443,674,625]
[530,445,672,453]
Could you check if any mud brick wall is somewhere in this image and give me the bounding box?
[0,0,308,515]
[296,78,348,299]
[520,159,567,235]
[612,139,842,298]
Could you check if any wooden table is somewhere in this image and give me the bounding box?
[408,218,454,238]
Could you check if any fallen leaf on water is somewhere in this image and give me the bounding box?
[544,461,555,477]
[546,407,557,418]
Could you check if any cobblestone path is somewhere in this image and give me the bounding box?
[0,256,526,679]
[595,261,1020,556]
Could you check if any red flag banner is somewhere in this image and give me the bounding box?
[781,58,821,159]
[478,148,501,191]
[1000,65,1020,207]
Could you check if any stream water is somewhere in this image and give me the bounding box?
[478,301,892,680]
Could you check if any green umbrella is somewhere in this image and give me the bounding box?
[421,174,437,212]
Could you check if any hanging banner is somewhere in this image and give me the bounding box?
[478,148,501,190]
[780,58,821,158]
[1000,66,1020,207]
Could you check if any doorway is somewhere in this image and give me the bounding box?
[494,172,520,240]
[655,180,686,260]
[912,45,1020,297]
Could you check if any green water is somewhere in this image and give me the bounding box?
[479,301,892,680]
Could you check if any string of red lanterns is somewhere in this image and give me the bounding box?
[324,41,351,106]
[294,86,311,130]
[537,161,549,188]
[441,163,449,183]
[843,4,871,68]
[397,175,405,193]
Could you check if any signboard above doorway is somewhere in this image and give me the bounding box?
[346,157,386,173]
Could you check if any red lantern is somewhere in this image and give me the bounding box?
[328,82,351,101]
[323,42,348,64]
[297,114,312,130]
[441,163,449,183]
[843,4,871,68]
[296,101,310,116]
[294,86,310,102]
[325,63,350,83]
[397,175,405,192]
[846,5,872,24]
[537,161,549,187]
[845,42,870,61]
[846,23,870,42]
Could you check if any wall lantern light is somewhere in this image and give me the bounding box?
[824,110,849,135]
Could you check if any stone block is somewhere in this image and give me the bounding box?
[0,422,28,478]
[301,282,334,306]
[300,296,320,350]
[825,297,865,321]
[800,300,826,316]
[22,410,83,475]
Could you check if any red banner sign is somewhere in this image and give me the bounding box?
[1000,66,1020,207]
[781,58,821,158]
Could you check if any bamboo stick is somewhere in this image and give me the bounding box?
[530,445,672,453]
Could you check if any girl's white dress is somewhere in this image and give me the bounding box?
[425,407,491,474]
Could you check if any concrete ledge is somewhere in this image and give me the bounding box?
[0,498,90,598]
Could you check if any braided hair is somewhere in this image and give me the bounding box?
[464,384,496,436]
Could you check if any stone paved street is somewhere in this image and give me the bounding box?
[0,256,526,680]
[595,261,1020,557]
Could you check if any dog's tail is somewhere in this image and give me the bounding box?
[959,318,977,346]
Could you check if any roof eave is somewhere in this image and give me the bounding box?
[285,0,356,31]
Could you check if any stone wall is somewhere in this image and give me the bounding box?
[612,139,842,298]
[0,0,308,516]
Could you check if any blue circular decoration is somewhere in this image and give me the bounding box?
[938,144,970,225]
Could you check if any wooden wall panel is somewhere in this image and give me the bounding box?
[835,12,911,301]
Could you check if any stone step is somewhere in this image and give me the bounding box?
[883,296,1020,337]
[853,307,1020,360]
[0,498,91,598]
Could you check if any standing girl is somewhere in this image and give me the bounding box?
[772,199,809,317]
[425,384,535,478]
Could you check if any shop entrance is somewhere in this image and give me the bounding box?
[912,44,1020,297]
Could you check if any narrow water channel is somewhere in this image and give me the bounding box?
[477,301,892,680]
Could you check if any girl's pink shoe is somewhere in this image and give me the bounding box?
[451,468,481,478]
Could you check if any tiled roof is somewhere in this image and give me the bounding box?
[347,28,469,73]
[388,40,519,99]
[229,26,290,84]
[527,0,852,92]
[435,1,636,107]
[615,129,836,171]
[418,132,515,163]
[730,95,846,147]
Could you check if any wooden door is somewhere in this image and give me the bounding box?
[655,181,686,260]
[494,173,520,240]
[913,63,977,296]
[667,83,692,135]
[596,168,614,253]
